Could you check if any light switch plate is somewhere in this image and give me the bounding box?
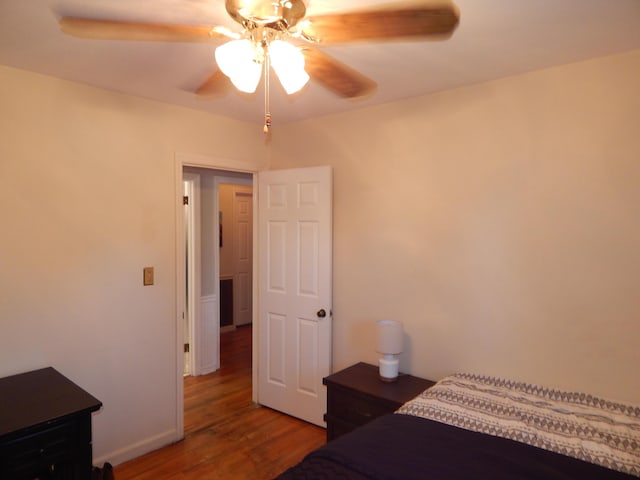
[143,267,154,286]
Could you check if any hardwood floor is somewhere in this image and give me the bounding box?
[114,326,325,480]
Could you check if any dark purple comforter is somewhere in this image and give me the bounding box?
[276,414,638,480]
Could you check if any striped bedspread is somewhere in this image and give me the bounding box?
[397,373,640,477]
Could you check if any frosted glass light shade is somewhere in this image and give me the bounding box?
[215,39,262,93]
[376,319,404,355]
[376,319,403,382]
[269,40,309,94]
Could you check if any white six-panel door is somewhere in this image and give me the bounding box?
[233,189,253,326]
[257,166,332,427]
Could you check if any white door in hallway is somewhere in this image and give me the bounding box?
[257,166,332,427]
[232,188,253,326]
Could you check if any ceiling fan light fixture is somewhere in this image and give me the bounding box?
[215,39,263,93]
[60,0,461,131]
[269,40,309,94]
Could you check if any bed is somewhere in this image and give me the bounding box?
[277,373,640,479]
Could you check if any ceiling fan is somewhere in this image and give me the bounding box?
[58,0,460,132]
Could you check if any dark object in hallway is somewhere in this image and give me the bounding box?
[220,278,233,327]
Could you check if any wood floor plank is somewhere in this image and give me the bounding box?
[114,326,325,479]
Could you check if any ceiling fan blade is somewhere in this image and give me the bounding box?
[302,47,376,98]
[195,71,231,97]
[302,1,460,44]
[59,17,226,43]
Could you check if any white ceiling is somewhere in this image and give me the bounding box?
[1,1,640,126]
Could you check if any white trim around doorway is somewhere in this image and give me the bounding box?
[174,152,259,441]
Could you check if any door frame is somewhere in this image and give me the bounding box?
[174,152,259,439]
[182,173,200,377]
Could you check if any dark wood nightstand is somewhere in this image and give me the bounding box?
[0,367,102,479]
[323,362,435,442]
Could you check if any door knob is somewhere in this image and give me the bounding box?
[316,309,327,318]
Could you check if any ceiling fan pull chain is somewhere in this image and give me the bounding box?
[264,48,272,134]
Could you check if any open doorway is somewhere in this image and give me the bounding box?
[177,160,333,436]
[182,167,253,380]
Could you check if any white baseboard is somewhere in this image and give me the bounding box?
[93,429,181,467]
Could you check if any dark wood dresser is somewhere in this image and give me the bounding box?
[0,367,102,480]
[323,362,435,442]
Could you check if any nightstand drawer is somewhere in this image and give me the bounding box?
[325,414,357,441]
[328,386,396,426]
[323,363,435,442]
[1,421,77,476]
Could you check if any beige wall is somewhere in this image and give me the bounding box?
[0,66,266,463]
[270,49,640,403]
[2,47,639,467]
